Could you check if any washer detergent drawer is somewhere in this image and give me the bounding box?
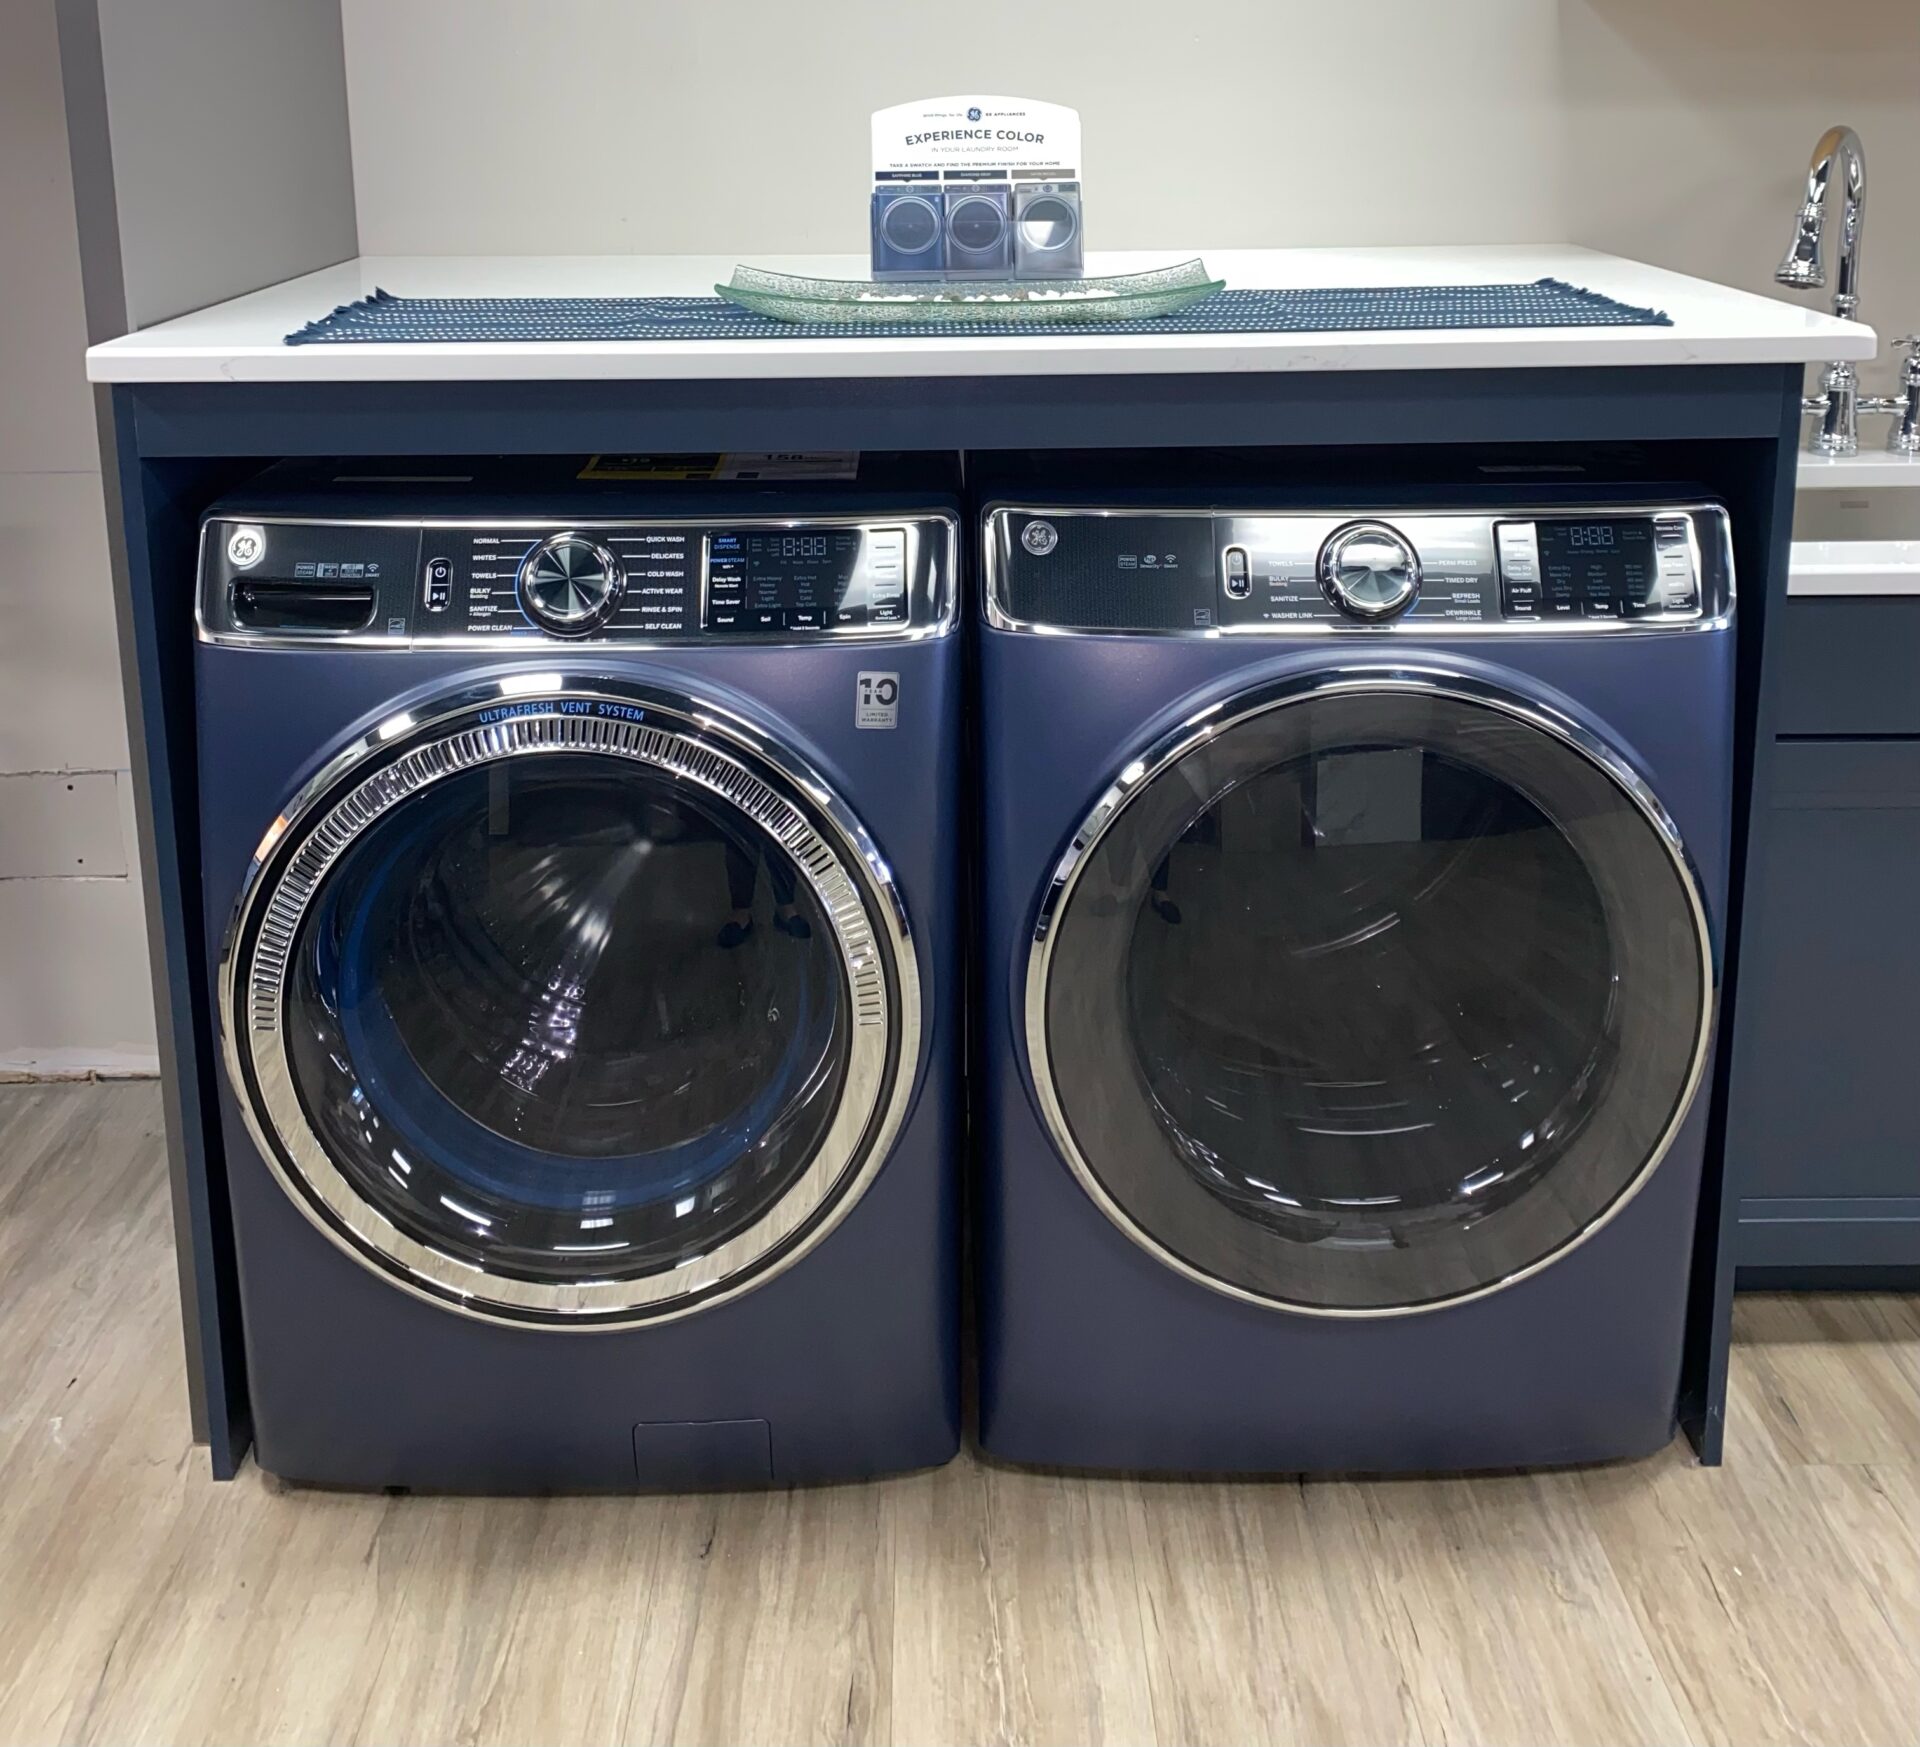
[1736,738,1920,1268]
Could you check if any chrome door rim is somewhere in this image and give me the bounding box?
[221,673,920,1329]
[1023,664,1717,1320]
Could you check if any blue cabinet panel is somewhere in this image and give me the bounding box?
[1735,737,1920,1268]
[1773,599,1920,736]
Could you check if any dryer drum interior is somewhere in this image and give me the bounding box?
[222,686,915,1328]
[1028,675,1714,1317]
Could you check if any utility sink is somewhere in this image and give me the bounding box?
[1787,538,1920,596]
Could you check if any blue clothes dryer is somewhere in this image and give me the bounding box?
[196,456,962,1490]
[974,459,1735,1472]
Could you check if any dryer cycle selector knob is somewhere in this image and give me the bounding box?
[517,532,625,637]
[1318,521,1421,621]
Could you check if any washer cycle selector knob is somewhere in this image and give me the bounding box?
[516,533,625,636]
[1318,521,1421,620]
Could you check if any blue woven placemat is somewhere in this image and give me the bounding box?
[286,279,1671,344]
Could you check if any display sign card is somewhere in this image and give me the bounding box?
[869,96,1085,282]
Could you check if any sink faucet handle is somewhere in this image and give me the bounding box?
[1883,339,1920,456]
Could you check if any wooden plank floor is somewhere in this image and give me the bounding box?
[1,1079,1916,1746]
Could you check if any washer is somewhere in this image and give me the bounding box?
[942,182,1015,278]
[196,455,962,1490]
[975,460,1734,1471]
[1013,181,1083,278]
[871,183,946,279]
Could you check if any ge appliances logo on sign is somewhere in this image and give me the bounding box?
[871,96,1081,176]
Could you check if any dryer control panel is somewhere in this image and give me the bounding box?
[197,513,956,646]
[985,503,1732,636]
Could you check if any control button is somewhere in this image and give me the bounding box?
[1223,546,1252,600]
[707,608,742,630]
[423,555,454,612]
[748,608,783,631]
[1501,579,1541,618]
[1654,517,1691,547]
[788,607,824,630]
[516,533,625,637]
[867,529,906,575]
[1496,521,1541,576]
[1581,594,1624,619]
[834,603,869,628]
[1318,521,1420,620]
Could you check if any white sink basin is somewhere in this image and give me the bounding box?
[1788,539,1920,596]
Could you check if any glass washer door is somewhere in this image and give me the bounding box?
[223,679,916,1328]
[1027,671,1713,1317]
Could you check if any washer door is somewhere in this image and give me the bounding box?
[1028,671,1714,1316]
[223,678,917,1327]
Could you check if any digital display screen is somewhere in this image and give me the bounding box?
[705,527,907,633]
[1534,517,1657,615]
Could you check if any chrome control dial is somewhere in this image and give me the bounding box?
[517,533,625,636]
[1318,521,1421,621]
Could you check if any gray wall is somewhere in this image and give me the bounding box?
[10,0,1918,1067]
[341,0,1567,254]
[0,0,153,1072]
[341,0,1920,400]
[92,0,359,327]
[1564,0,1920,402]
[0,0,357,1072]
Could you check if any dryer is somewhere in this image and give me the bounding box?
[974,460,1734,1471]
[196,456,961,1489]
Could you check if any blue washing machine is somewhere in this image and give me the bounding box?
[196,456,961,1490]
[974,457,1734,1471]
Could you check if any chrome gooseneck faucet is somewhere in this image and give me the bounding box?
[1777,129,1914,456]
[1777,125,1871,455]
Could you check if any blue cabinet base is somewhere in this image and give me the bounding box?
[103,364,1809,1474]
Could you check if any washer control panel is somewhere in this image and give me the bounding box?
[198,514,953,645]
[986,503,1729,635]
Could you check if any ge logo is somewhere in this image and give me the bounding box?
[1021,519,1059,556]
[226,525,266,569]
[856,670,900,730]
[967,106,982,121]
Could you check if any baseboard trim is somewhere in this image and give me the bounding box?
[0,1047,161,1082]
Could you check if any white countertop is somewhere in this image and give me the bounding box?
[85,246,1875,386]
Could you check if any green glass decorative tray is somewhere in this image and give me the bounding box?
[715,259,1225,325]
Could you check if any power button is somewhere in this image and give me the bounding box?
[423,555,454,612]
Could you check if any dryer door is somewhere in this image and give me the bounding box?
[222,677,918,1328]
[1028,671,1714,1316]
